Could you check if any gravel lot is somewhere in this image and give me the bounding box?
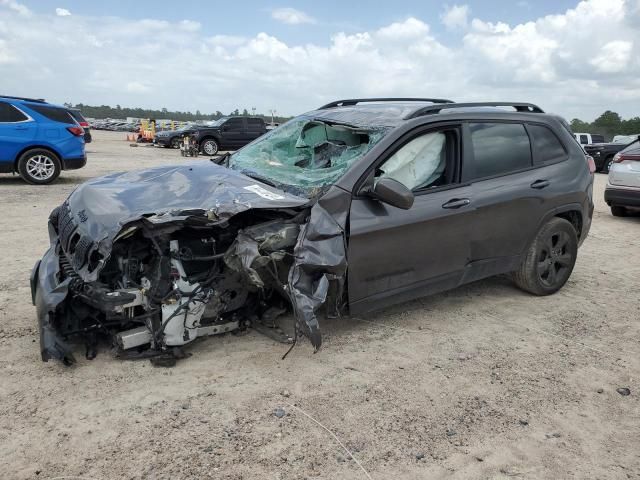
[1,130,639,479]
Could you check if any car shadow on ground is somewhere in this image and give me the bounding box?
[0,175,87,186]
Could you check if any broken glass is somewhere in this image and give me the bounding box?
[229,117,388,197]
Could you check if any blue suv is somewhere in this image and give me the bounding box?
[0,96,86,184]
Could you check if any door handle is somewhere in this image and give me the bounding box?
[531,179,550,189]
[442,198,470,209]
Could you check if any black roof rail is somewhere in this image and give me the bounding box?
[0,95,46,103]
[405,102,544,119]
[319,98,455,109]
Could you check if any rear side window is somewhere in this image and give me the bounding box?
[68,110,86,123]
[528,124,567,164]
[247,118,264,130]
[469,123,532,179]
[0,102,28,122]
[224,118,244,131]
[28,104,74,124]
[579,134,588,144]
[591,134,605,143]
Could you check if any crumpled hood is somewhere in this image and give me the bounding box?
[59,161,308,282]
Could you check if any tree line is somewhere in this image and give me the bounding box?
[63,104,639,140]
[570,111,640,141]
[63,103,291,124]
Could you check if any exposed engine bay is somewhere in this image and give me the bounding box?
[32,162,349,365]
[57,210,304,363]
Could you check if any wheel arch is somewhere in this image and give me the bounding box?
[199,135,221,146]
[522,204,584,255]
[14,145,62,172]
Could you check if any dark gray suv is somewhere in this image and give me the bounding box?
[32,99,594,365]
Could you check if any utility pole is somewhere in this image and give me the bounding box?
[251,107,256,116]
[270,109,276,126]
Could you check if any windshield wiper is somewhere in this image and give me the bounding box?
[311,118,358,128]
[209,152,231,166]
[242,171,278,188]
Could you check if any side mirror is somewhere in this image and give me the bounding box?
[368,178,414,210]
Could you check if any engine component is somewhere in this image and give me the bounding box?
[116,326,153,350]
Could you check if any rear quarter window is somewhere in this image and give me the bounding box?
[28,104,75,124]
[68,110,87,123]
[591,134,605,143]
[0,102,29,122]
[528,124,567,164]
[469,122,532,179]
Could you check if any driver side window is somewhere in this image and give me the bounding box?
[375,129,456,191]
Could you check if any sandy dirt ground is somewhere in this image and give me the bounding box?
[0,130,639,480]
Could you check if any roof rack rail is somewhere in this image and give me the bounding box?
[0,95,46,103]
[405,102,544,119]
[319,98,455,109]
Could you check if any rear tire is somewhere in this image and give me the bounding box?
[611,206,627,217]
[512,218,578,296]
[17,149,61,185]
[602,156,613,174]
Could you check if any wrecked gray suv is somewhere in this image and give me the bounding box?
[31,99,594,365]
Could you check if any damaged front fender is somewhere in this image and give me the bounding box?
[32,165,352,364]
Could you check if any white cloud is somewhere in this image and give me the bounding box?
[590,40,633,73]
[441,4,470,30]
[0,0,29,15]
[125,81,150,93]
[271,7,315,25]
[0,0,638,121]
[377,18,430,39]
[179,19,200,32]
[55,7,71,17]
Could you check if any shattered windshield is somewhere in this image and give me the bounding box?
[228,116,388,197]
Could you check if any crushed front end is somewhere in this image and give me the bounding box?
[30,162,348,365]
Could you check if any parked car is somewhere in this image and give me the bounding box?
[574,132,605,145]
[605,139,640,216]
[612,134,640,144]
[191,117,267,155]
[0,95,86,184]
[67,109,92,143]
[32,98,593,365]
[584,135,640,173]
[153,125,198,148]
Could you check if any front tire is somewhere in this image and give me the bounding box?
[601,155,613,174]
[201,138,219,156]
[171,137,182,149]
[17,149,61,185]
[512,218,578,296]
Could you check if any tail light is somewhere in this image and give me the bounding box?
[78,121,89,128]
[67,126,85,136]
[614,153,640,163]
[585,155,596,174]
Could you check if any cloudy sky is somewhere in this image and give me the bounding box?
[0,0,638,121]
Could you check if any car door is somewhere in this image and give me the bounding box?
[221,117,246,149]
[246,118,265,142]
[0,102,36,168]
[464,121,559,278]
[347,125,474,313]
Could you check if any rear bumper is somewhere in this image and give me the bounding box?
[62,155,87,170]
[605,186,640,208]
